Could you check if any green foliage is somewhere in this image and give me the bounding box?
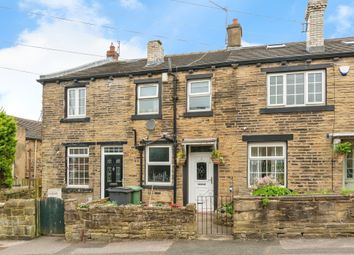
[341,188,354,196]
[176,150,185,159]
[211,149,225,164]
[252,185,294,197]
[78,203,89,209]
[0,111,17,188]
[219,202,234,216]
[261,197,270,206]
[334,142,352,155]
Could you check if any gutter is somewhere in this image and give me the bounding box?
[37,51,354,83]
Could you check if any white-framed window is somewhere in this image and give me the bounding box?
[146,145,172,186]
[67,87,86,118]
[67,147,89,187]
[345,149,354,181]
[187,79,211,112]
[267,70,325,107]
[248,142,286,187]
[137,83,159,115]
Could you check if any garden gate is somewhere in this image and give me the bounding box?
[39,197,65,235]
[196,196,233,236]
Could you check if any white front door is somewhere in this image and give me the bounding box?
[188,152,214,211]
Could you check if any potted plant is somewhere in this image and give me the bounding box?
[211,149,225,165]
[334,141,352,163]
[176,150,186,166]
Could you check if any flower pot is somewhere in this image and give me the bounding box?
[337,154,346,163]
[177,158,186,166]
[212,158,221,165]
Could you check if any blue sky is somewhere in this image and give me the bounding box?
[1,0,354,119]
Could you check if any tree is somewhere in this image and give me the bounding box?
[0,111,16,188]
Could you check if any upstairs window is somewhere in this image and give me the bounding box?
[187,80,211,112]
[137,83,159,115]
[267,70,325,107]
[67,87,86,118]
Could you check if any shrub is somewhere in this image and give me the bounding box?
[334,142,352,155]
[0,111,17,188]
[218,202,234,216]
[252,185,294,197]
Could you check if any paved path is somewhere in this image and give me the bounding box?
[1,236,354,255]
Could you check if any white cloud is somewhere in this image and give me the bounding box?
[242,40,260,47]
[119,0,143,10]
[328,4,354,36]
[0,0,145,120]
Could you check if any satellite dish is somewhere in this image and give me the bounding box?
[146,119,156,131]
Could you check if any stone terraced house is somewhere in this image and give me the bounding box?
[38,0,354,206]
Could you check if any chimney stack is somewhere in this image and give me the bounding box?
[227,18,242,48]
[106,42,119,60]
[305,0,328,53]
[146,40,164,66]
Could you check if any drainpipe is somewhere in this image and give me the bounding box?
[133,128,144,201]
[34,140,37,178]
[170,72,178,204]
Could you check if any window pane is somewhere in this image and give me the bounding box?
[269,75,283,105]
[196,162,207,180]
[267,147,276,156]
[148,165,171,182]
[276,147,283,156]
[347,169,353,179]
[138,98,158,113]
[139,85,158,97]
[68,90,76,116]
[259,147,266,156]
[287,73,304,105]
[308,72,323,103]
[78,88,86,115]
[190,81,209,93]
[251,147,258,157]
[189,96,210,111]
[68,154,89,186]
[149,147,169,162]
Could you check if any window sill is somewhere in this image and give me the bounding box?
[260,105,334,114]
[60,117,90,123]
[62,187,93,193]
[183,111,213,118]
[131,114,162,120]
[142,185,174,190]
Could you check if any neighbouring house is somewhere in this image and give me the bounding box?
[13,117,42,180]
[38,0,354,205]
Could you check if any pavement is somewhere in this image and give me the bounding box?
[2,236,354,255]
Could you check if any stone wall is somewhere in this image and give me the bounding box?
[64,199,197,241]
[234,195,354,239]
[0,199,36,239]
[0,187,35,201]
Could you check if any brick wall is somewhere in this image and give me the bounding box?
[64,199,197,241]
[0,199,36,239]
[234,195,354,239]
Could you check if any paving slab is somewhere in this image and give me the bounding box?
[71,240,173,254]
[0,237,70,255]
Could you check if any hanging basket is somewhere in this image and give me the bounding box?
[176,157,186,166]
[337,153,346,163]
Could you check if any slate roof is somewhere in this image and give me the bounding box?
[39,37,354,82]
[14,117,42,140]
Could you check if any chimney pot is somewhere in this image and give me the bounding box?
[146,40,164,66]
[106,42,119,60]
[227,18,242,48]
[305,0,328,53]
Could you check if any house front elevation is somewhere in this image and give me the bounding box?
[38,0,354,205]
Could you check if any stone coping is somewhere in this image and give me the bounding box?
[234,194,354,201]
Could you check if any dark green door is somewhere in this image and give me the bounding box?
[105,155,123,197]
[40,197,64,235]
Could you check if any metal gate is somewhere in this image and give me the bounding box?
[197,196,233,236]
[39,197,65,235]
